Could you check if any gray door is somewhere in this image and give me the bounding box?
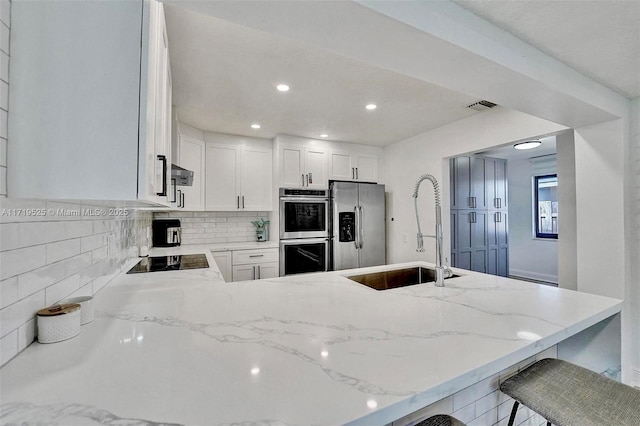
[332,182,360,270]
[357,183,386,268]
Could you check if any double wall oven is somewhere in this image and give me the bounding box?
[279,188,330,276]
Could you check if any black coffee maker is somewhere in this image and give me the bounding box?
[152,219,181,247]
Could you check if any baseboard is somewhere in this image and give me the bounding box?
[509,268,558,284]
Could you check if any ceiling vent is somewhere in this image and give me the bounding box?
[466,100,497,111]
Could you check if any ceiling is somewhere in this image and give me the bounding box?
[452,0,640,99]
[164,5,482,146]
[164,1,639,148]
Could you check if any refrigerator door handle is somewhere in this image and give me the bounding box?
[358,205,364,249]
[354,205,360,249]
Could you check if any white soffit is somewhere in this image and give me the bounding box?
[452,0,640,99]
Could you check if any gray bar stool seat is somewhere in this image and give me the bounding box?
[500,358,640,426]
[414,414,466,426]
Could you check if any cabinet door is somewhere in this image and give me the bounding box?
[454,210,487,273]
[305,147,327,189]
[329,152,354,181]
[355,154,378,182]
[453,157,472,208]
[281,145,304,188]
[241,147,273,210]
[232,265,257,282]
[470,157,488,209]
[205,144,241,210]
[179,136,205,210]
[257,262,279,279]
[212,251,232,282]
[495,159,508,209]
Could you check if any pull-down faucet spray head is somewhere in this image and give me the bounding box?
[413,174,451,287]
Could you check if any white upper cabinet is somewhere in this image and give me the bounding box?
[280,144,327,189]
[8,0,172,206]
[205,134,273,211]
[329,151,379,182]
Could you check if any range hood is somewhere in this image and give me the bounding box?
[171,164,194,186]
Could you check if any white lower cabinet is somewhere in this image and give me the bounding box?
[213,248,279,282]
[232,248,279,282]
[211,251,232,282]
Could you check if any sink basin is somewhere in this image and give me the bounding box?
[346,267,459,291]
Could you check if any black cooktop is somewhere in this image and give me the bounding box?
[127,254,209,274]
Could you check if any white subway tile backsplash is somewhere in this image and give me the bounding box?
[0,199,151,366]
[0,50,7,84]
[156,212,269,245]
[17,261,66,299]
[0,165,5,195]
[0,137,6,166]
[0,276,17,309]
[45,274,80,306]
[46,238,81,264]
[17,318,36,353]
[0,109,6,140]
[0,222,20,251]
[0,290,45,338]
[0,1,10,28]
[0,22,7,55]
[452,402,475,424]
[0,245,47,280]
[0,79,7,111]
[0,329,17,365]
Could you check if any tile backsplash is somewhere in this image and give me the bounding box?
[0,198,151,366]
[153,211,272,245]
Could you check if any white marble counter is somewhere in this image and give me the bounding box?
[0,257,622,426]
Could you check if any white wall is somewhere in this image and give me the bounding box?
[556,130,578,291]
[383,107,567,265]
[507,156,558,283]
[626,97,640,386]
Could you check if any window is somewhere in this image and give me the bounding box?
[535,174,558,239]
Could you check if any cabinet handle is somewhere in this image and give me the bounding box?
[249,254,264,258]
[498,198,502,208]
[352,168,355,179]
[472,197,477,208]
[305,174,309,187]
[257,265,261,280]
[177,189,182,208]
[156,155,167,196]
[252,265,256,280]
[308,172,312,184]
[181,192,185,209]
[495,212,502,223]
[301,174,305,187]
[355,167,359,180]
[237,195,240,209]
[242,195,245,209]
[171,178,177,203]
[469,212,476,223]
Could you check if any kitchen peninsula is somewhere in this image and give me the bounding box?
[0,249,622,425]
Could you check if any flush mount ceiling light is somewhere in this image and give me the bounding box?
[251,123,261,129]
[514,140,542,150]
[276,84,290,92]
[320,134,328,138]
[365,103,377,110]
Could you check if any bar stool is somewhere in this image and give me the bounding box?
[500,358,640,426]
[414,414,466,426]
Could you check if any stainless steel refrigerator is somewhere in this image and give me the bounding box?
[330,181,386,270]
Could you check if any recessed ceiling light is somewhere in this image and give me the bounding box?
[251,123,261,129]
[276,84,290,92]
[320,134,328,138]
[365,104,377,110]
[514,140,542,150]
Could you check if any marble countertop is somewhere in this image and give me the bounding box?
[0,252,622,425]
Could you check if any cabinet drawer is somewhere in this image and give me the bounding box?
[232,248,278,265]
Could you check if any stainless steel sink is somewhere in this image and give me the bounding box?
[346,267,459,291]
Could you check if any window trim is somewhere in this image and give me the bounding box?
[534,174,558,240]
